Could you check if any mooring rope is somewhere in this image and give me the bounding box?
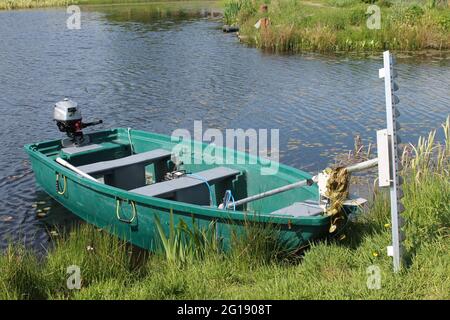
[324,167,350,233]
[222,189,236,211]
[187,173,216,206]
[127,127,135,155]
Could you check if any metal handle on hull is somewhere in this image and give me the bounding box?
[56,173,67,195]
[116,199,137,224]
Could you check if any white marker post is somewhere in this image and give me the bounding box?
[378,51,405,272]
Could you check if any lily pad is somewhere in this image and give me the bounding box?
[0,215,13,222]
[49,230,59,237]
[37,212,47,218]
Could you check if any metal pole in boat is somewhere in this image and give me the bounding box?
[226,158,379,209]
[55,157,98,182]
[228,176,317,209]
[345,158,379,173]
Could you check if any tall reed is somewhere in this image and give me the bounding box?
[154,209,220,266]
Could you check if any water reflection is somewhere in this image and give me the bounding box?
[87,2,222,31]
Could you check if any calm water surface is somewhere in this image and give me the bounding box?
[0,2,449,250]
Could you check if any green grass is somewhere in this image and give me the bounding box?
[0,0,200,10]
[0,0,70,10]
[229,0,450,53]
[1,117,449,300]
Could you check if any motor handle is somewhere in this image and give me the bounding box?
[82,120,103,128]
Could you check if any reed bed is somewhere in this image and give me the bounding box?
[227,0,450,53]
[0,0,73,10]
[0,116,449,299]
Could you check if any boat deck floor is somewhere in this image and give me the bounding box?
[270,200,324,217]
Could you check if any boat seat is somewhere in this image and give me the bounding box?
[60,142,130,165]
[131,167,240,205]
[62,144,103,155]
[77,149,172,190]
[270,200,324,217]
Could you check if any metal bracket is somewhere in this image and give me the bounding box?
[376,129,391,187]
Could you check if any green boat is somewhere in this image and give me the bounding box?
[25,99,364,251]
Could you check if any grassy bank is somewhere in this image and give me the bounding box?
[225,0,450,53]
[1,117,448,300]
[0,0,192,10]
[0,0,69,10]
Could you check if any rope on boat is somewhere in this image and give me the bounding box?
[323,167,350,233]
[116,198,137,224]
[127,127,135,155]
[222,190,236,211]
[55,173,67,195]
[187,173,216,206]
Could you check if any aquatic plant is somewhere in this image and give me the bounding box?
[153,209,220,265]
[402,115,450,176]
[223,0,256,25]
[223,0,242,25]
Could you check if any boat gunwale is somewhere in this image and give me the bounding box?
[24,128,331,227]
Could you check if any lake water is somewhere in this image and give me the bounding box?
[0,2,449,250]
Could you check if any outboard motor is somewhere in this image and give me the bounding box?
[54,98,103,147]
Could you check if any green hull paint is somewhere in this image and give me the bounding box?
[25,128,332,250]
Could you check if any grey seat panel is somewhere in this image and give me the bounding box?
[78,149,171,175]
[62,144,102,155]
[270,201,324,217]
[131,167,240,198]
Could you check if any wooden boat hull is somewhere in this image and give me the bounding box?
[25,128,334,251]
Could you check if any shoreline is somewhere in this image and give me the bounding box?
[2,1,449,57]
[0,0,205,11]
[228,0,450,54]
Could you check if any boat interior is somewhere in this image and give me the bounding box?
[34,129,326,216]
[63,144,245,207]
